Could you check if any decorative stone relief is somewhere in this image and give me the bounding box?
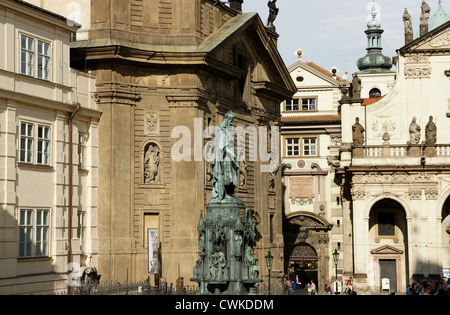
[430,31,450,47]
[409,188,422,200]
[425,188,438,200]
[371,119,396,139]
[145,112,159,135]
[351,187,366,200]
[404,66,432,79]
[330,134,342,146]
[353,173,435,184]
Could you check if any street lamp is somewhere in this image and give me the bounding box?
[265,250,274,294]
[332,249,339,294]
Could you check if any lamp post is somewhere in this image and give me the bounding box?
[265,250,274,295]
[332,249,339,294]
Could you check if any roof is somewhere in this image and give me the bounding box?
[281,114,341,124]
[362,96,384,106]
[7,0,81,28]
[302,61,348,84]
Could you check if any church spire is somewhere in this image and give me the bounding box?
[356,1,393,73]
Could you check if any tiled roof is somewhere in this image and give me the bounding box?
[281,114,341,124]
[303,61,348,83]
[362,96,384,106]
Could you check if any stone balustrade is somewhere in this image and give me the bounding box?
[351,144,450,166]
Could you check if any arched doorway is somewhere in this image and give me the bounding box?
[368,199,408,293]
[288,243,318,288]
[283,212,333,291]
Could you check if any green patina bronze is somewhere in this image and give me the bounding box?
[191,111,262,295]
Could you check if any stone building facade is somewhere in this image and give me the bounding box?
[68,0,296,285]
[339,4,450,294]
[280,51,346,291]
[0,0,99,294]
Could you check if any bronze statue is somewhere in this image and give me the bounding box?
[210,111,239,203]
[267,0,279,29]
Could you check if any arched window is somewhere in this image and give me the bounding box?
[369,88,382,98]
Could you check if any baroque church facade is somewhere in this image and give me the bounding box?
[67,0,296,285]
[338,1,450,293]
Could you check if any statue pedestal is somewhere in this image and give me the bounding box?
[191,198,262,295]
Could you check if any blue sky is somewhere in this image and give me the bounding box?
[242,0,448,77]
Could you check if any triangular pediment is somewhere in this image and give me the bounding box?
[288,61,345,88]
[371,245,403,255]
[204,13,296,99]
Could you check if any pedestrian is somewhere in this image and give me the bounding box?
[310,280,317,295]
[411,282,419,295]
[325,280,332,295]
[295,275,301,290]
[346,276,353,293]
[307,283,312,295]
[291,279,296,291]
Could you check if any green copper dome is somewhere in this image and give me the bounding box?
[356,1,393,73]
[414,0,450,39]
[429,1,450,31]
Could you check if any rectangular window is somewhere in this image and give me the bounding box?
[77,211,86,253]
[286,138,300,156]
[20,35,34,76]
[20,122,34,163]
[37,125,50,165]
[269,213,274,244]
[303,138,317,156]
[18,209,33,257]
[19,209,50,258]
[37,41,51,80]
[378,212,396,236]
[20,122,51,166]
[78,133,87,169]
[301,98,316,111]
[20,34,51,80]
[285,99,299,111]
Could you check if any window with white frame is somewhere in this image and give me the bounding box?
[37,125,50,165]
[301,98,316,111]
[78,133,87,170]
[18,209,50,258]
[303,137,317,156]
[77,211,86,253]
[286,138,300,156]
[285,99,299,111]
[20,122,34,163]
[19,121,51,166]
[20,34,51,80]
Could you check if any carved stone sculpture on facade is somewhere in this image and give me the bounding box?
[409,116,421,144]
[144,143,160,183]
[352,117,365,145]
[351,74,362,100]
[403,8,413,44]
[425,116,437,145]
[420,1,431,36]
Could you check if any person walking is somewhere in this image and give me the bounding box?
[346,276,353,293]
[325,280,333,295]
[310,280,317,295]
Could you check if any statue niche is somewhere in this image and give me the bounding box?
[144,142,161,184]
